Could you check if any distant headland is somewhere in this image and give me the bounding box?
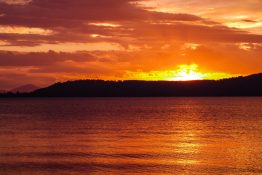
[1,73,262,97]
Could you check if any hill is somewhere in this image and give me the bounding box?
[10,84,40,93]
[0,90,7,93]
[1,73,262,97]
[30,73,262,97]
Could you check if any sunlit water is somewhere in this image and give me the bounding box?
[0,98,261,175]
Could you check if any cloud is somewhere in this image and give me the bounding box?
[0,0,31,5]
[0,0,216,46]
[0,0,261,48]
[0,50,97,66]
[149,0,262,34]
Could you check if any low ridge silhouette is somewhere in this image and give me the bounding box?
[1,73,262,97]
[10,84,39,93]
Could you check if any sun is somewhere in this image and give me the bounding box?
[171,64,204,81]
[125,64,234,81]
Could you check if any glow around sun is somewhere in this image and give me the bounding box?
[169,64,236,81]
[170,64,204,81]
[126,64,235,81]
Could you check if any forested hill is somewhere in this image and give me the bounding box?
[32,73,262,97]
[1,73,262,97]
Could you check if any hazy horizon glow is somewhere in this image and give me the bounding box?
[0,0,261,89]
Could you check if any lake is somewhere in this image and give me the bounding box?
[0,98,261,175]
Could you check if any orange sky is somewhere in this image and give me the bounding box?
[0,0,261,89]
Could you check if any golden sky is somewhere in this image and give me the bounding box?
[0,0,261,89]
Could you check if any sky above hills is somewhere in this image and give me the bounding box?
[0,0,261,89]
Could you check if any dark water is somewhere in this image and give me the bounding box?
[0,98,261,175]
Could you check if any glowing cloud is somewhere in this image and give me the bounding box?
[89,23,121,28]
[0,26,53,35]
[0,0,31,5]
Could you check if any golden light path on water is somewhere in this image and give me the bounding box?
[0,98,261,175]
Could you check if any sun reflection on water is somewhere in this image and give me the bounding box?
[174,130,202,165]
[170,110,207,167]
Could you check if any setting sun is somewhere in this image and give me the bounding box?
[126,64,235,81]
[171,64,204,81]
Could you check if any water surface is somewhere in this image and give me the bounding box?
[0,98,261,175]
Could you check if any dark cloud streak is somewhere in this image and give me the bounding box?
[0,50,97,66]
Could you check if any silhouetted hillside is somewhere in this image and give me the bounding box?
[0,90,6,93]
[1,73,262,97]
[10,84,40,93]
